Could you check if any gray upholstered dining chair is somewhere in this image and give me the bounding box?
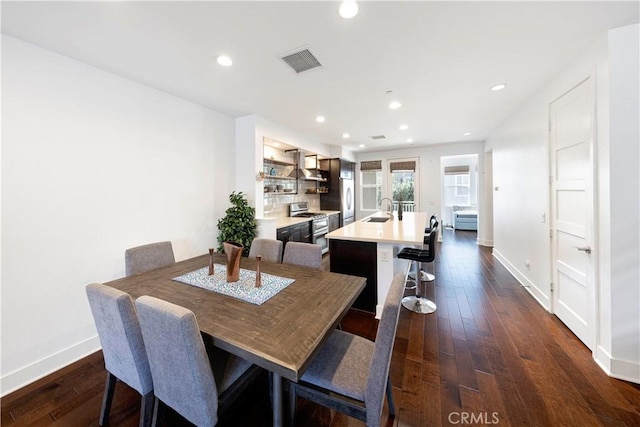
[85,283,154,427]
[135,295,261,427]
[282,242,322,270]
[125,241,175,276]
[288,272,405,427]
[249,238,284,263]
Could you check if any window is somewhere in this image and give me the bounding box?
[389,159,418,212]
[444,165,470,205]
[360,160,382,211]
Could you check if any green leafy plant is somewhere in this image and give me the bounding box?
[217,192,257,257]
[393,179,414,202]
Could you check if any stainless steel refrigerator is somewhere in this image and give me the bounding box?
[340,178,355,226]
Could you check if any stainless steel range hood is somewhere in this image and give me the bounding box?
[288,151,319,180]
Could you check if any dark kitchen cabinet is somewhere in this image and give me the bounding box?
[277,221,311,248]
[339,160,354,179]
[276,227,291,246]
[328,213,340,232]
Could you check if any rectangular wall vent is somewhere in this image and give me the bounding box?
[280,49,322,74]
[370,135,386,140]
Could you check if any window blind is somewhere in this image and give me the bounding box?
[360,160,382,171]
[444,165,470,175]
[389,161,416,172]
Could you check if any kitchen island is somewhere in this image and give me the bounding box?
[327,211,428,317]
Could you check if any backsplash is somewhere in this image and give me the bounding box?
[263,189,321,218]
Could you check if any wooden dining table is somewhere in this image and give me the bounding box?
[105,252,366,427]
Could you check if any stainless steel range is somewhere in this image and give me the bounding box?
[289,202,329,254]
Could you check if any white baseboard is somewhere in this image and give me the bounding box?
[492,249,551,311]
[477,238,493,247]
[594,346,640,384]
[1,336,101,397]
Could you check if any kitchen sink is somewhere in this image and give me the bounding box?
[365,217,390,223]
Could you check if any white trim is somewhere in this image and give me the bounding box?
[594,345,640,384]
[1,336,101,397]
[492,249,551,311]
[477,238,494,247]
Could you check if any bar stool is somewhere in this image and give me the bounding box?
[405,214,437,289]
[397,222,439,314]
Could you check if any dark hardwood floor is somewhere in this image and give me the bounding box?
[2,229,639,426]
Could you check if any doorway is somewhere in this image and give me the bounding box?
[440,154,479,229]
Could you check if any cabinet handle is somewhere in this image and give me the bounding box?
[575,246,592,254]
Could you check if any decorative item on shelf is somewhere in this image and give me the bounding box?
[217,191,256,257]
[270,167,276,176]
[276,184,284,192]
[223,241,243,282]
[283,188,294,193]
[208,248,215,275]
[255,255,262,287]
[257,171,265,181]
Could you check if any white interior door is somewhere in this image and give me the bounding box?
[549,77,596,350]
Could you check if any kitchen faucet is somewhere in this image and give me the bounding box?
[379,198,394,217]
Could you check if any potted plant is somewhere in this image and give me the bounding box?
[217,192,257,257]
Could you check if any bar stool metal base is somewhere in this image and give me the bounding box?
[402,296,437,314]
[420,270,435,282]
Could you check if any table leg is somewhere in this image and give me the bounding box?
[272,373,282,427]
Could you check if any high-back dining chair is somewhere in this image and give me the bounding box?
[249,238,284,263]
[125,241,175,276]
[135,296,261,426]
[288,273,406,427]
[85,283,154,427]
[282,242,322,270]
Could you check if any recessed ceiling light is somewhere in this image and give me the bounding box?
[389,101,402,110]
[316,116,325,123]
[359,144,365,148]
[342,133,350,138]
[339,1,359,19]
[406,138,413,143]
[399,124,408,131]
[463,132,471,136]
[491,84,507,91]
[216,55,232,66]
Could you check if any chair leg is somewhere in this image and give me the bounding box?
[151,398,161,427]
[386,376,396,417]
[139,391,154,427]
[99,372,117,426]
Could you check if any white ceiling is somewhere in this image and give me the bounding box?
[2,1,638,152]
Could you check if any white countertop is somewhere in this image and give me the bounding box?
[326,211,428,245]
[272,210,341,229]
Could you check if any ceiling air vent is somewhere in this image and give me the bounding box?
[370,135,386,140]
[280,49,322,74]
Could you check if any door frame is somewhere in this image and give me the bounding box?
[548,72,599,351]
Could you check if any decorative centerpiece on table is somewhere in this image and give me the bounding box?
[217,191,257,257]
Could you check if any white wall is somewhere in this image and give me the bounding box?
[355,141,485,241]
[485,24,640,383]
[603,23,639,382]
[1,36,236,394]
